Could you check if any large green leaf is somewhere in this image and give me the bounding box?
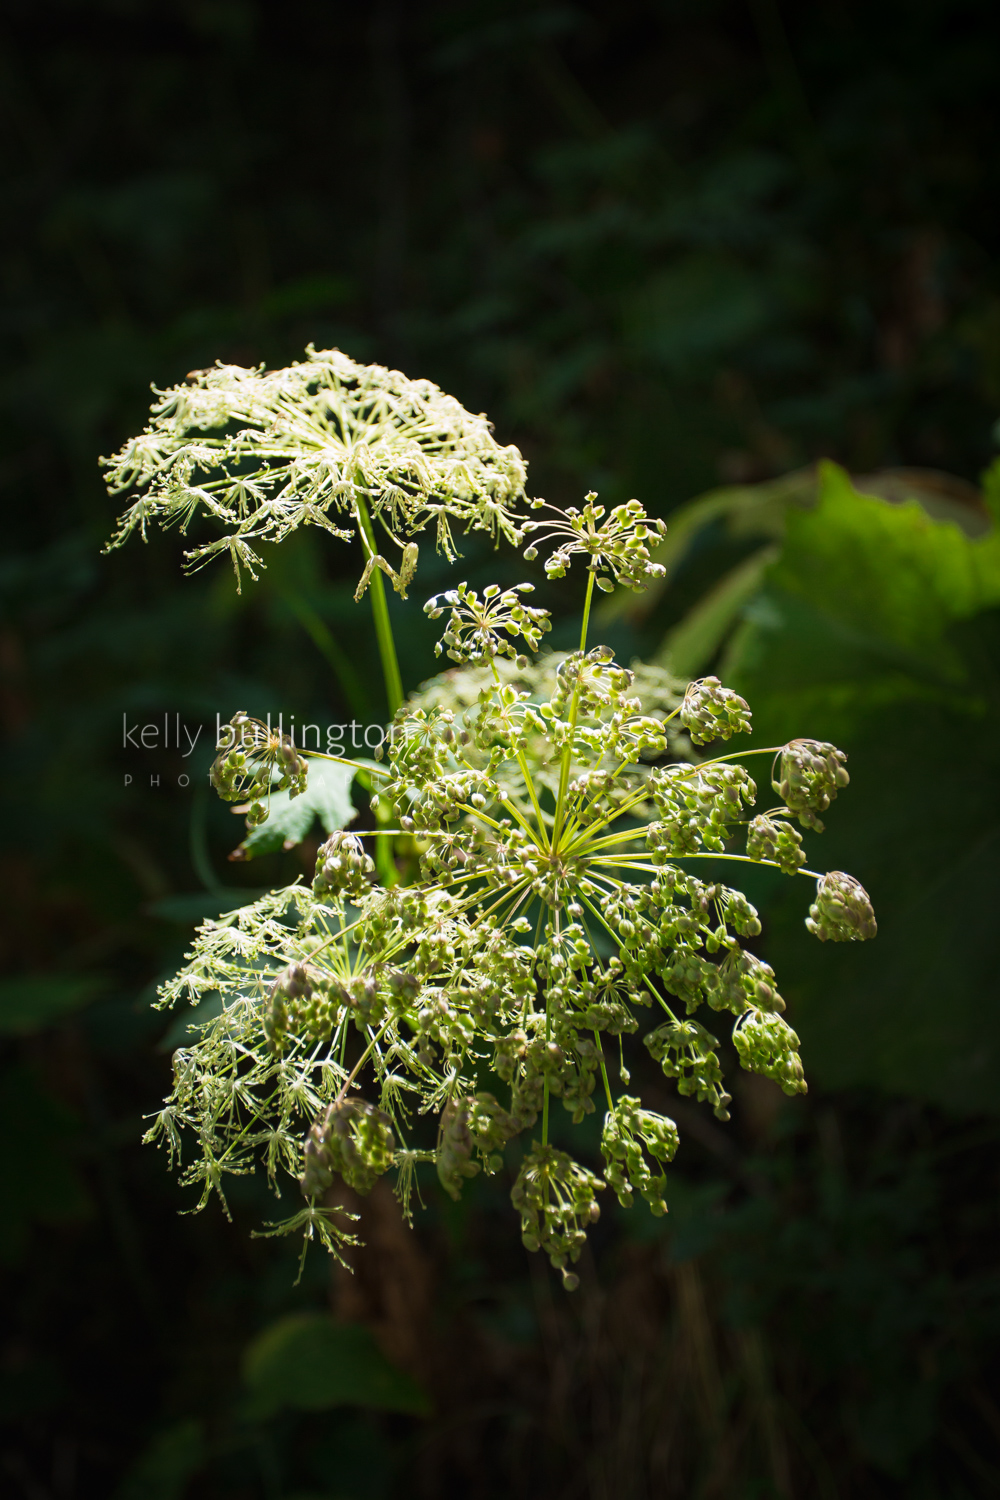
[242,1313,430,1417]
[720,465,1000,1111]
[726,461,1000,695]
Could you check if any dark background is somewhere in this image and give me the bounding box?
[3,1,1000,1496]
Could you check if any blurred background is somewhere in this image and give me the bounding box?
[3,1,1000,1496]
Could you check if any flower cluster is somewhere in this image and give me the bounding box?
[806,871,878,942]
[115,348,877,1292]
[424,581,551,663]
[101,346,529,591]
[210,712,307,828]
[772,739,850,832]
[147,636,875,1285]
[523,493,667,592]
[680,676,753,745]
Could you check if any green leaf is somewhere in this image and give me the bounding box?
[721,464,1000,1111]
[236,757,377,860]
[0,975,103,1034]
[597,465,815,627]
[242,1313,430,1417]
[115,1419,205,1500]
[725,461,1000,701]
[656,543,778,677]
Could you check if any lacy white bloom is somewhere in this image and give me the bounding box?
[102,346,529,591]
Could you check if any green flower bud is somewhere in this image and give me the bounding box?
[301,1098,395,1198]
[680,676,752,745]
[806,871,876,941]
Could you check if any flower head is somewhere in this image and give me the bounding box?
[424,581,551,663]
[102,346,529,591]
[523,493,667,592]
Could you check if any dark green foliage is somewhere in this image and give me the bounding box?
[242,1314,429,1418]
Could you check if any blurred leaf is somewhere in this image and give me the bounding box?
[722,466,1000,1110]
[115,1418,205,1500]
[148,889,268,925]
[236,757,377,860]
[0,975,103,1034]
[656,544,778,677]
[727,462,1000,691]
[627,257,771,372]
[243,1313,430,1417]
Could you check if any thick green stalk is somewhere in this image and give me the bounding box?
[355,497,404,717]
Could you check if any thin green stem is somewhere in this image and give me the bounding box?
[335,1017,396,1104]
[595,1031,615,1113]
[579,568,597,653]
[308,750,391,777]
[356,496,404,716]
[553,571,597,846]
[517,750,551,851]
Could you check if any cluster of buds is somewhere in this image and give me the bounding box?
[772,739,849,831]
[511,1143,605,1290]
[424,581,551,663]
[645,1018,732,1120]
[746,812,807,874]
[265,961,317,1049]
[680,676,752,745]
[313,831,375,899]
[648,762,756,854]
[523,494,667,593]
[711,950,786,1016]
[436,1092,519,1199]
[210,712,307,828]
[301,1098,396,1198]
[600,1096,679,1215]
[733,1009,807,1095]
[806,871,877,941]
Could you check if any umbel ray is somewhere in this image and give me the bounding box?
[103,347,875,1288]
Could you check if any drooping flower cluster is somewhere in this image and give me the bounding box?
[101,346,529,591]
[148,617,875,1286]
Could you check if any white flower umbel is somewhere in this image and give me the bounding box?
[101,347,530,711]
[102,346,529,589]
